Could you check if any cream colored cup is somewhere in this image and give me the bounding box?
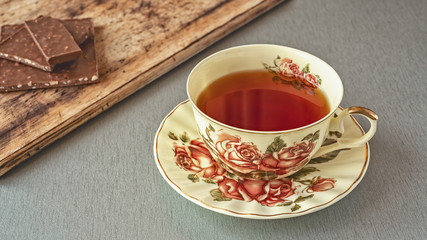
[187,44,378,180]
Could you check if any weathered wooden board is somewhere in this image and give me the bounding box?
[0,0,283,176]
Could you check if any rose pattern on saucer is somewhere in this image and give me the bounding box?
[263,56,322,91]
[171,134,226,181]
[169,131,343,210]
[306,176,337,193]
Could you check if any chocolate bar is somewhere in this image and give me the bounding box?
[0,19,98,92]
[25,16,82,65]
[1,18,93,46]
[0,26,52,71]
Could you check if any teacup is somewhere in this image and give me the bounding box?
[187,44,378,180]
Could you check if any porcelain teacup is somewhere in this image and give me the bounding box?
[187,44,378,180]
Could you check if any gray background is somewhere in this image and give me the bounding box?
[1,0,426,239]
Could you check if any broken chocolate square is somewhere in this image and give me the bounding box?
[0,26,52,71]
[0,24,22,39]
[25,16,82,65]
[61,18,94,45]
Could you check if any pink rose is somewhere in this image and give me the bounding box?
[212,132,262,174]
[280,58,293,65]
[262,141,316,175]
[212,131,317,176]
[174,139,225,180]
[295,71,306,82]
[251,179,295,206]
[303,73,319,88]
[307,177,336,193]
[279,58,301,78]
[217,177,253,201]
[218,177,295,206]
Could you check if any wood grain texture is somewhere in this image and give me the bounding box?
[0,0,284,176]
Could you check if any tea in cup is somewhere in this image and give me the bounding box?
[187,44,377,180]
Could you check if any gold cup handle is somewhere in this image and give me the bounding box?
[313,106,378,158]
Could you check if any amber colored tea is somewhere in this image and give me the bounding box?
[196,70,330,131]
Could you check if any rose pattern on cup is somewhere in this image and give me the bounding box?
[210,131,263,174]
[202,125,320,180]
[263,56,322,91]
[169,131,341,211]
[262,141,316,175]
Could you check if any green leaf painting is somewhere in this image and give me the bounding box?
[301,130,320,142]
[179,132,190,143]
[291,204,301,211]
[187,174,200,183]
[168,131,178,140]
[315,74,322,85]
[276,201,293,207]
[265,136,286,154]
[202,178,216,184]
[210,189,232,201]
[301,64,310,73]
[294,194,314,203]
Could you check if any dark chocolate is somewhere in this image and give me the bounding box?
[25,16,82,65]
[0,25,98,92]
[1,18,93,45]
[0,27,52,71]
[0,24,22,40]
[61,18,94,45]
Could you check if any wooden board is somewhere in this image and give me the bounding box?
[0,0,283,176]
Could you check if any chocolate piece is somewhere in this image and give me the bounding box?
[0,27,52,71]
[61,18,94,45]
[1,18,93,45]
[0,24,22,40]
[0,35,98,92]
[25,16,82,65]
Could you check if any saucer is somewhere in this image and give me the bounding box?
[153,100,370,219]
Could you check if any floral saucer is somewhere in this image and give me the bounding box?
[153,100,370,219]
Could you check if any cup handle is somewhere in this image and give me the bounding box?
[313,106,378,158]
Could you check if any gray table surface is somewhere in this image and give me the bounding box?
[1,0,426,239]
